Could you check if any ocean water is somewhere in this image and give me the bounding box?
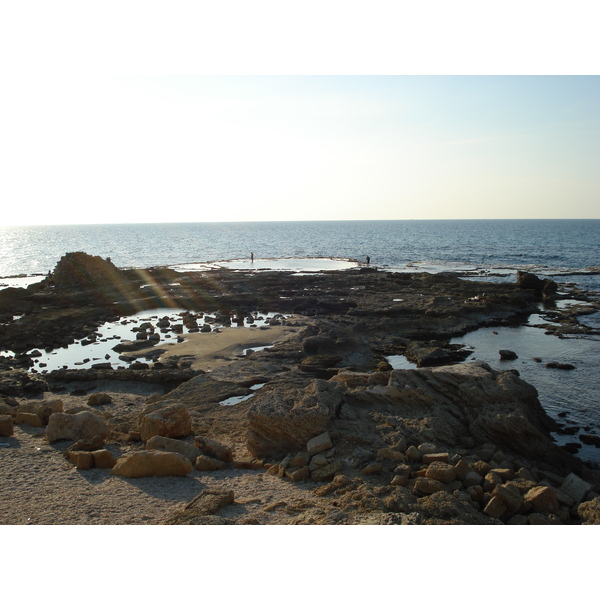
[2,219,600,464]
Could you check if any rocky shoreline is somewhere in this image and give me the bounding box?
[1,251,600,525]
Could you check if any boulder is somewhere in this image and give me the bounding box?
[414,477,445,495]
[111,450,193,477]
[499,350,518,360]
[138,402,192,441]
[46,411,109,443]
[246,379,345,458]
[14,412,43,427]
[492,482,522,513]
[147,435,203,464]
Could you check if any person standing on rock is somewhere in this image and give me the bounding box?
[251,252,254,263]
[366,256,370,266]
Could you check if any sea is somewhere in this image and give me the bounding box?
[1,219,600,464]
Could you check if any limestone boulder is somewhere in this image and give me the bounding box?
[17,399,63,425]
[111,450,193,477]
[46,411,109,443]
[147,435,203,464]
[137,402,192,441]
[246,378,345,458]
[194,436,232,463]
[87,393,112,406]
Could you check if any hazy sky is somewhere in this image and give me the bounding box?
[3,74,598,225]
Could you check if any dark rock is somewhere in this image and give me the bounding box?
[546,362,576,370]
[499,349,518,360]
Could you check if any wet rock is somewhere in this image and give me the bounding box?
[499,349,518,360]
[111,450,193,477]
[46,411,109,443]
[546,362,576,370]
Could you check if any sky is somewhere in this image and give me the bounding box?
[1,6,599,226]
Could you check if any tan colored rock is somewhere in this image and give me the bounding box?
[289,454,309,468]
[76,452,94,470]
[489,467,514,482]
[87,393,113,406]
[46,411,109,443]
[0,415,14,437]
[466,485,484,504]
[194,436,232,463]
[454,459,471,479]
[425,461,456,484]
[111,450,193,477]
[166,488,234,524]
[286,466,310,482]
[195,455,227,471]
[577,497,600,524]
[462,470,484,488]
[471,460,491,476]
[483,496,507,518]
[92,449,117,469]
[14,412,43,427]
[492,482,522,513]
[423,452,449,464]
[405,445,422,463]
[17,399,63,425]
[0,402,15,417]
[147,435,203,464]
[524,486,559,514]
[377,448,405,462]
[392,475,409,486]
[306,432,333,456]
[516,467,534,481]
[138,402,191,442]
[483,471,503,493]
[311,461,342,482]
[414,477,445,495]
[361,463,383,475]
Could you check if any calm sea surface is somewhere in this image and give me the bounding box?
[2,219,600,464]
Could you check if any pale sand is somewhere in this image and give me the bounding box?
[127,316,312,372]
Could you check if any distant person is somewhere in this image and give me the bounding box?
[366,255,370,266]
[251,252,254,263]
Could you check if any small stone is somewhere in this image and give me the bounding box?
[76,452,94,470]
[394,464,412,478]
[311,461,343,482]
[492,482,522,513]
[516,467,534,481]
[489,467,514,482]
[418,442,437,454]
[286,466,310,482]
[462,470,484,488]
[499,349,518,360]
[194,436,233,463]
[466,485,484,504]
[92,449,117,469]
[289,454,309,468]
[309,453,329,471]
[471,460,491,476]
[0,415,14,437]
[376,448,405,462]
[306,432,333,456]
[413,477,445,495]
[483,496,507,518]
[87,393,113,406]
[14,412,43,427]
[361,462,383,475]
[524,486,559,514]
[528,513,553,525]
[483,471,503,493]
[405,445,422,463]
[507,514,529,525]
[391,475,409,486]
[423,452,449,465]
[195,455,227,471]
[559,473,592,505]
[425,461,457,484]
